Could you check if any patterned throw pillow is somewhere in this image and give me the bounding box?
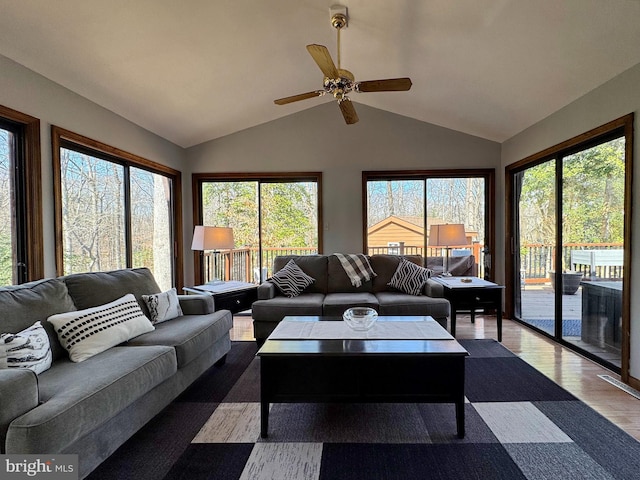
[0,321,52,374]
[387,258,432,296]
[268,259,315,298]
[48,294,155,362]
[142,288,183,324]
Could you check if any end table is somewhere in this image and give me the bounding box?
[431,277,504,341]
[183,280,257,314]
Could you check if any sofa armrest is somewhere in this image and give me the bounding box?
[178,294,215,315]
[0,369,39,453]
[425,279,444,297]
[257,282,276,300]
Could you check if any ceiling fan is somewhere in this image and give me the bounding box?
[274,5,412,125]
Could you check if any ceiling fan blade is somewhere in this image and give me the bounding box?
[274,91,324,105]
[357,77,413,92]
[338,98,359,125]
[306,44,339,79]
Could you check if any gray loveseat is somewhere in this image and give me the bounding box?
[0,267,232,479]
[252,254,451,344]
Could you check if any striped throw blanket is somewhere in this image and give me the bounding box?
[333,253,377,287]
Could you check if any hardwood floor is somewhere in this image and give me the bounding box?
[230,312,640,441]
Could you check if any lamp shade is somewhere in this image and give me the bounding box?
[191,226,234,251]
[429,224,467,247]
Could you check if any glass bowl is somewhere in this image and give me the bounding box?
[343,307,378,331]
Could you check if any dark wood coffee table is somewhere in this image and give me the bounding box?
[257,316,469,438]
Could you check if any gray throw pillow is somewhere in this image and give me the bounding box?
[388,258,432,295]
[268,259,315,298]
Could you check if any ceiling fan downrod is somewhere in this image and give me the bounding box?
[331,12,347,71]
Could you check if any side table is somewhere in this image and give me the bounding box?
[431,277,504,341]
[183,281,257,314]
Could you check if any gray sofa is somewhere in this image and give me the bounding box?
[0,268,232,479]
[252,254,451,343]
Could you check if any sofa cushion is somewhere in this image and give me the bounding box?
[142,288,183,324]
[6,345,176,454]
[63,267,161,318]
[1,321,52,374]
[375,291,450,318]
[322,293,379,317]
[0,369,39,454]
[0,278,77,362]
[269,260,315,297]
[252,293,325,323]
[273,256,328,294]
[327,255,374,293]
[48,294,155,362]
[370,255,424,293]
[127,311,233,368]
[387,259,432,295]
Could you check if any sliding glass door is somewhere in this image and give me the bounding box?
[508,116,630,373]
[0,124,22,285]
[560,138,625,365]
[364,171,493,279]
[514,162,556,336]
[196,173,322,285]
[53,127,182,290]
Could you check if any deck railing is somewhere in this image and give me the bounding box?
[205,243,624,284]
[520,243,623,283]
[205,247,318,283]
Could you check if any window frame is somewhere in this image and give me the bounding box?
[0,104,42,282]
[192,172,323,285]
[362,169,496,280]
[51,126,183,288]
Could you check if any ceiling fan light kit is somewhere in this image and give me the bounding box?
[274,4,412,125]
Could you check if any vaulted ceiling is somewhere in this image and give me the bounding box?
[1,0,639,148]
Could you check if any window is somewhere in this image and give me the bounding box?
[0,105,42,284]
[52,126,182,290]
[506,114,633,375]
[363,170,495,279]
[193,173,322,284]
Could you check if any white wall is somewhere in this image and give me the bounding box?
[185,101,501,283]
[501,62,640,380]
[0,54,186,278]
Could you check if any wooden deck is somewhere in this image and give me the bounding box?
[520,284,582,320]
[518,283,621,368]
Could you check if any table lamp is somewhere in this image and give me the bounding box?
[429,224,467,276]
[191,226,234,284]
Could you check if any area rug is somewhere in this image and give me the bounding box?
[87,340,640,480]
[520,319,582,337]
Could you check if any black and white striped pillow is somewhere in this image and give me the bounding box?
[48,294,155,362]
[387,258,432,296]
[268,259,315,298]
[0,321,52,374]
